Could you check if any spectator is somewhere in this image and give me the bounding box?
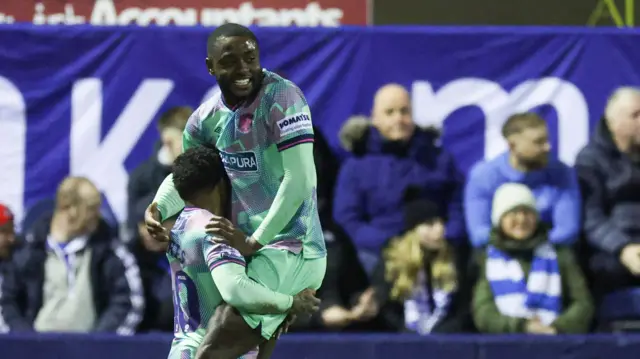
[302,224,376,332]
[0,177,144,334]
[367,192,473,334]
[0,204,15,264]
[333,84,465,275]
[0,203,16,332]
[128,199,172,332]
[464,112,581,248]
[473,183,592,334]
[127,106,191,234]
[313,125,340,226]
[291,127,372,332]
[126,107,189,331]
[575,87,640,297]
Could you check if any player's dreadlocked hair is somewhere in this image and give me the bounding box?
[172,145,231,217]
[207,23,258,56]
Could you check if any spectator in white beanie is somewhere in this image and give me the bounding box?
[473,183,593,335]
[490,183,537,234]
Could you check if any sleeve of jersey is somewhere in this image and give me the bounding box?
[203,236,293,314]
[153,174,185,222]
[268,82,314,152]
[203,235,247,270]
[182,112,207,151]
[252,143,316,246]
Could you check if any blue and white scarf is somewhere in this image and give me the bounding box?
[486,243,562,325]
[403,271,453,334]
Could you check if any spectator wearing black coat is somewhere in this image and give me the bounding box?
[127,107,189,331]
[0,177,144,334]
[289,126,374,332]
[575,87,640,296]
[127,106,191,234]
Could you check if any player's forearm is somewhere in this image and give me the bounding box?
[252,143,316,245]
[212,263,293,314]
[153,174,185,222]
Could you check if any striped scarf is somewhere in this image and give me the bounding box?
[486,242,562,325]
[403,271,453,334]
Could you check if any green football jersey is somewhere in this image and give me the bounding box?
[182,70,326,259]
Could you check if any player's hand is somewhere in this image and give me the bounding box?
[145,202,169,242]
[206,215,261,256]
[274,314,297,339]
[290,288,320,316]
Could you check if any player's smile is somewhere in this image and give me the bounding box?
[232,77,252,93]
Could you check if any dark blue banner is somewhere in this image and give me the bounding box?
[0,25,638,227]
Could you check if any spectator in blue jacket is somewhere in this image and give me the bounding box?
[575,88,640,297]
[0,177,144,334]
[333,84,465,274]
[464,112,581,248]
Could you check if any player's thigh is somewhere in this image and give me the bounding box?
[242,250,327,340]
[246,249,327,294]
[299,255,327,291]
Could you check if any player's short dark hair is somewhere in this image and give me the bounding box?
[173,146,228,203]
[501,112,547,138]
[158,106,192,132]
[207,23,258,56]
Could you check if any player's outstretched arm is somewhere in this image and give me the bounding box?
[212,263,293,314]
[205,236,319,315]
[249,82,317,247]
[252,142,316,246]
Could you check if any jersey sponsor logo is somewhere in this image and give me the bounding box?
[277,113,312,137]
[220,150,258,172]
[237,113,253,134]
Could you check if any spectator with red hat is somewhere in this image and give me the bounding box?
[0,203,16,333]
[0,203,15,262]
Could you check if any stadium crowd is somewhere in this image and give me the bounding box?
[1,82,640,336]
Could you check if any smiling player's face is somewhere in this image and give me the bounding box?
[207,36,262,101]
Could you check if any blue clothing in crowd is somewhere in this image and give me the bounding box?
[333,127,465,254]
[464,152,581,248]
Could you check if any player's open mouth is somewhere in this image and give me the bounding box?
[234,79,251,90]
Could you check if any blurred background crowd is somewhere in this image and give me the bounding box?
[1,0,640,344]
[3,84,640,335]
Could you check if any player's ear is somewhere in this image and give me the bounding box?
[205,57,215,76]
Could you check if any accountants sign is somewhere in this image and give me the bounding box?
[0,0,369,26]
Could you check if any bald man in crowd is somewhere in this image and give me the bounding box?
[576,87,640,303]
[0,176,144,334]
[333,83,465,276]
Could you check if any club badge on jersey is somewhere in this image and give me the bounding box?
[238,113,254,134]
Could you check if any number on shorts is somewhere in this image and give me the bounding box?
[172,270,201,333]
